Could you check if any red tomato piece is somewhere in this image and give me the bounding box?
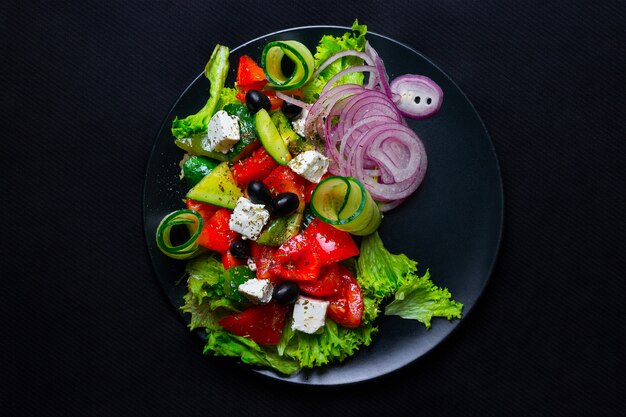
[236,55,267,88]
[222,251,245,270]
[303,218,360,265]
[196,208,238,254]
[297,262,345,297]
[218,303,288,345]
[186,199,220,219]
[231,146,279,189]
[263,165,307,210]
[250,242,279,282]
[270,234,321,281]
[327,268,363,328]
[186,199,220,249]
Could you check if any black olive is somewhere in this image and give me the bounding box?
[281,100,302,119]
[229,239,249,261]
[273,282,300,305]
[247,180,272,206]
[245,90,271,114]
[272,192,299,216]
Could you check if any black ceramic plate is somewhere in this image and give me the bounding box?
[143,26,503,385]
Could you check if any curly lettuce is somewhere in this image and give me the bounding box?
[301,19,368,103]
[385,271,463,329]
[356,232,464,328]
[171,44,230,139]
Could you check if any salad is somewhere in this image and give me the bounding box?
[155,21,463,375]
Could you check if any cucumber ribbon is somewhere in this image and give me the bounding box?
[156,209,204,259]
[310,176,382,236]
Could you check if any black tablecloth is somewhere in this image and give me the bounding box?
[2,1,625,415]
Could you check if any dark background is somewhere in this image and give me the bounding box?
[2,1,625,415]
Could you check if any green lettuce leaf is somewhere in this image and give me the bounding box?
[171,44,230,139]
[204,331,301,375]
[385,270,463,329]
[356,232,416,300]
[301,20,368,103]
[181,292,227,331]
[185,254,225,303]
[218,87,240,109]
[277,317,377,368]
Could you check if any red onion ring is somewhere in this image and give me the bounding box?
[275,92,311,111]
[389,74,443,119]
[319,65,378,96]
[366,42,392,99]
[309,50,374,81]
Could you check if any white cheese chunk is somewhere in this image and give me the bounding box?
[288,150,329,183]
[238,278,273,304]
[291,108,309,137]
[229,197,270,240]
[291,296,329,334]
[202,110,240,154]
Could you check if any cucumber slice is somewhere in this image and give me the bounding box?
[182,155,219,186]
[255,109,291,165]
[185,161,243,209]
[261,41,315,91]
[310,176,382,236]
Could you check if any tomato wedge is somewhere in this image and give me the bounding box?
[218,303,288,345]
[327,266,363,328]
[196,208,238,253]
[297,262,345,297]
[231,146,279,189]
[186,199,219,220]
[270,234,321,281]
[186,200,237,253]
[236,55,267,88]
[250,241,279,282]
[303,218,360,265]
[263,165,307,210]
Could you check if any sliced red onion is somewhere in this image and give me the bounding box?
[335,92,400,146]
[304,84,364,138]
[347,124,427,202]
[366,42,392,99]
[298,46,434,212]
[319,65,378,96]
[389,74,443,119]
[309,50,374,81]
[275,92,311,111]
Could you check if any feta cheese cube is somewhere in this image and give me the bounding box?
[229,197,270,240]
[288,150,329,183]
[291,108,309,137]
[202,110,240,154]
[238,278,273,304]
[291,296,329,334]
